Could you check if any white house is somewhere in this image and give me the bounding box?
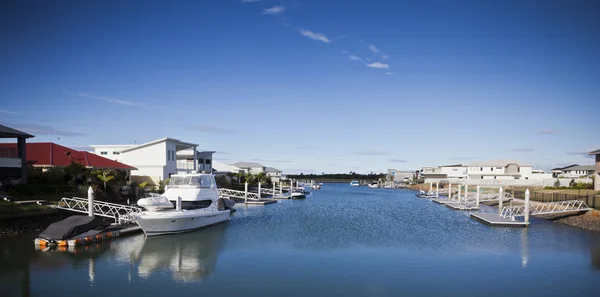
[212,160,244,176]
[420,164,468,180]
[265,167,283,183]
[176,148,214,174]
[421,159,552,183]
[232,162,266,174]
[550,164,595,178]
[387,169,416,184]
[91,137,208,185]
[589,149,600,191]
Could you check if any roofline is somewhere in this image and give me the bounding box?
[119,138,199,153]
[589,149,600,155]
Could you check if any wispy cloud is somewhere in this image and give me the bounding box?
[389,158,408,163]
[381,54,390,60]
[366,62,389,69]
[263,5,285,14]
[6,123,86,137]
[340,50,348,54]
[511,148,535,152]
[537,129,557,134]
[368,44,380,54]
[185,125,237,134]
[76,93,146,107]
[355,150,391,156]
[251,158,294,163]
[298,28,331,43]
[384,72,394,75]
[241,0,260,2]
[349,55,362,61]
[0,109,19,115]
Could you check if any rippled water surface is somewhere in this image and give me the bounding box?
[2,183,600,297]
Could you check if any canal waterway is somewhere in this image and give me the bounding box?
[1,183,600,296]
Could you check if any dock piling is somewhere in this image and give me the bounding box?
[87,186,94,217]
[498,187,504,214]
[476,185,480,208]
[458,185,462,202]
[525,189,530,223]
[258,182,261,199]
[465,184,469,200]
[436,182,439,197]
[245,182,248,204]
[448,184,452,198]
[176,196,182,211]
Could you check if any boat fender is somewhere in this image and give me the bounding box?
[217,198,225,211]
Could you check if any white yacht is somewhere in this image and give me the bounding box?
[134,173,232,236]
[350,180,360,187]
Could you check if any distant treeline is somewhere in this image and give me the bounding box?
[287,172,386,181]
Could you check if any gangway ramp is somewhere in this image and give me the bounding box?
[501,200,591,220]
[218,188,277,205]
[55,197,141,224]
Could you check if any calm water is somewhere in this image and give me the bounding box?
[2,183,600,297]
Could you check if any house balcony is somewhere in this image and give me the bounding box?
[176,161,212,173]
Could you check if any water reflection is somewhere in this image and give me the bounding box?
[114,225,228,283]
[521,228,529,268]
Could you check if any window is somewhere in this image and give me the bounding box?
[205,159,211,165]
[113,152,120,155]
[491,167,494,171]
[100,151,107,155]
[480,167,483,171]
[167,150,171,161]
[171,150,175,161]
[518,167,520,172]
[494,176,497,179]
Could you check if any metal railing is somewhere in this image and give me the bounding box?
[501,200,591,220]
[218,188,261,200]
[56,197,142,224]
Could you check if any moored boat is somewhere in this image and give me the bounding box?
[134,173,233,236]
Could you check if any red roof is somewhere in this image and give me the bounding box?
[0,142,136,170]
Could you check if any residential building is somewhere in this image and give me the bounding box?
[176,148,214,174]
[0,142,136,173]
[420,164,468,180]
[421,159,552,182]
[0,124,34,184]
[212,160,244,176]
[589,149,600,191]
[232,162,266,174]
[265,167,283,183]
[550,164,595,178]
[387,169,415,184]
[91,137,201,185]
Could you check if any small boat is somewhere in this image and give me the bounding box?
[291,192,307,199]
[350,180,360,187]
[415,189,436,198]
[134,173,234,236]
[368,181,379,188]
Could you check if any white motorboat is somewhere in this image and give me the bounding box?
[350,180,360,187]
[368,181,379,188]
[134,173,233,236]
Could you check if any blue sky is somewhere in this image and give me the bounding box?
[1,0,599,174]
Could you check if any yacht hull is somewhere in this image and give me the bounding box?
[135,210,230,236]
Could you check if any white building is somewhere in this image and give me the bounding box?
[212,160,244,176]
[231,162,266,174]
[387,169,416,184]
[589,149,600,190]
[421,159,552,183]
[550,164,595,178]
[91,137,213,185]
[265,167,283,183]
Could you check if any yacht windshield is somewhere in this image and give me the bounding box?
[168,175,214,188]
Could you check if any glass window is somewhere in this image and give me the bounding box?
[171,150,175,161]
[205,159,211,165]
[113,151,120,155]
[200,175,214,188]
[167,150,170,161]
[100,151,107,155]
[480,167,483,171]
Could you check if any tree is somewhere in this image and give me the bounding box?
[554,178,560,188]
[97,170,115,192]
[569,178,577,188]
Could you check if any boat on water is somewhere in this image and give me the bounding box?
[368,181,379,188]
[134,173,234,236]
[415,189,436,198]
[350,180,360,187]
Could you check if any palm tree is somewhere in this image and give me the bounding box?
[97,170,115,192]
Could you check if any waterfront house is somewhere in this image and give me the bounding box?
[176,148,214,174]
[550,164,595,178]
[589,149,600,190]
[91,137,205,185]
[212,160,244,176]
[265,167,283,183]
[421,159,552,183]
[232,162,266,174]
[0,142,136,173]
[387,169,415,184]
[0,124,34,184]
[419,164,468,181]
